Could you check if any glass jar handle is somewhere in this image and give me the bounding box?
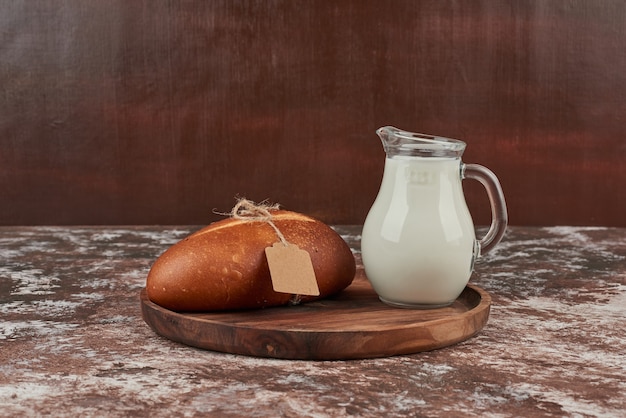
[462,163,508,255]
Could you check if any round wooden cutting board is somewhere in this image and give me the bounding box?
[140,271,491,360]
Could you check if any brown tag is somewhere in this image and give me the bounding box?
[265,242,320,296]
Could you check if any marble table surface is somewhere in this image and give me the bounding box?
[1,225,624,417]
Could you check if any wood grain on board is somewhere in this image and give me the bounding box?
[140,272,491,360]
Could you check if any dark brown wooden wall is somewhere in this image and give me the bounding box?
[2,1,625,226]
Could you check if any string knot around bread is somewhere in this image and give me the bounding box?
[219,198,288,246]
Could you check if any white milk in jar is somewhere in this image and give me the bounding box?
[361,156,477,307]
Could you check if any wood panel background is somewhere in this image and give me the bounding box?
[1,1,625,226]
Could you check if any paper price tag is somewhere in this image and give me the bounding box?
[265,242,320,296]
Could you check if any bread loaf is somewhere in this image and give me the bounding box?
[146,210,356,311]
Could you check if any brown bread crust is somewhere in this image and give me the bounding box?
[146,210,356,311]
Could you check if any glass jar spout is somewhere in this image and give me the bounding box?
[377,126,466,158]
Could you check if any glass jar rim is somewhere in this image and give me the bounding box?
[377,126,466,158]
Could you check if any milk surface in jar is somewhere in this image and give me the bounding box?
[361,156,477,307]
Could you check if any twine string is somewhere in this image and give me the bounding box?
[222,198,288,246]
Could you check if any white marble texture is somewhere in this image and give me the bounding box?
[0,225,624,417]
